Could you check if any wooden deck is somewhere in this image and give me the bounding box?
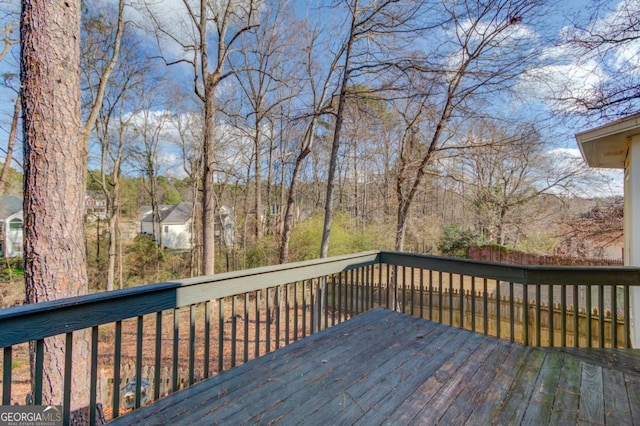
[109,308,640,425]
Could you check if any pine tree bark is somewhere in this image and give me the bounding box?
[21,0,91,421]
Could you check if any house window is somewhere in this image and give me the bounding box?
[9,219,22,231]
[163,225,169,233]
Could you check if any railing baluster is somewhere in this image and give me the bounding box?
[370,265,375,310]
[113,322,122,418]
[624,285,630,348]
[302,281,307,338]
[34,339,44,405]
[428,270,433,321]
[376,264,381,307]
[496,280,508,343]
[276,286,282,347]
[293,283,298,341]
[535,284,541,346]
[573,285,579,348]
[266,289,272,353]
[523,283,529,346]
[189,305,196,382]
[401,266,406,314]
[90,326,99,426]
[548,285,554,347]
[351,270,356,315]
[419,269,424,320]
[586,286,592,348]
[410,266,415,316]
[438,271,443,324]
[459,274,464,329]
[217,299,224,374]
[256,290,261,353]
[309,281,315,335]
[204,302,211,378]
[63,333,73,426]
[155,312,162,398]
[244,294,249,363]
[483,278,488,336]
[286,285,291,345]
[561,286,567,347]
[174,308,180,390]
[231,297,237,366]
[612,285,618,348]
[386,263,391,309]
[598,285,605,348]
[448,273,453,326]
[135,316,143,409]
[471,277,476,333]
[3,346,11,405]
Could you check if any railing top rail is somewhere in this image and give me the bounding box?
[379,251,640,285]
[0,251,380,348]
[3,249,639,348]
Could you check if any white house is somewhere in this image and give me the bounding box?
[575,112,640,348]
[140,202,193,250]
[0,195,23,258]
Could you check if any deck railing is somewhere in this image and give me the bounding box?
[0,250,639,425]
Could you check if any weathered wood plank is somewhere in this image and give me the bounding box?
[578,362,604,425]
[602,368,632,425]
[625,373,640,425]
[548,353,581,425]
[558,348,640,376]
[521,349,562,425]
[463,343,531,425]
[109,308,389,425]
[408,338,500,425]
[365,332,486,425]
[217,310,432,425]
[334,327,475,425]
[240,314,454,425]
[491,348,547,425]
[425,340,514,426]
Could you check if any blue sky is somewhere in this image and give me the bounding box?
[0,0,634,196]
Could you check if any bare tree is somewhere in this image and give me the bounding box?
[392,0,542,251]
[231,0,295,241]
[0,10,19,196]
[143,0,259,275]
[129,101,170,251]
[446,120,586,246]
[82,0,139,291]
[561,0,640,118]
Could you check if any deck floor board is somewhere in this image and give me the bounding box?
[108,308,640,426]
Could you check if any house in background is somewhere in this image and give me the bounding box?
[0,195,23,258]
[140,202,193,250]
[85,190,107,221]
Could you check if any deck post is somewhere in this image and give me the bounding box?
[625,133,640,347]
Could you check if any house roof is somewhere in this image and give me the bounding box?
[141,202,192,225]
[575,112,640,169]
[0,195,22,220]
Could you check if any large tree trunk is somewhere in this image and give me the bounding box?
[21,0,91,421]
